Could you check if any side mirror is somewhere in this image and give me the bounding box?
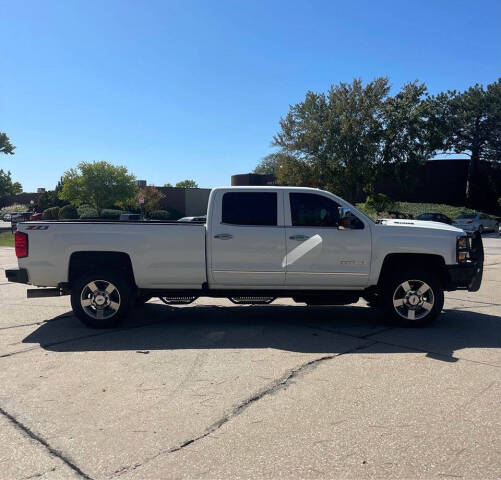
[338,207,352,229]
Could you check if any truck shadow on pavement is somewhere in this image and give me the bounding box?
[22,302,501,363]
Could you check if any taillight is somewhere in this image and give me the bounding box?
[14,232,28,258]
[457,235,470,263]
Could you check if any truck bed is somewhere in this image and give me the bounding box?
[17,221,207,288]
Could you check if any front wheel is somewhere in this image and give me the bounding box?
[71,270,133,328]
[382,269,444,327]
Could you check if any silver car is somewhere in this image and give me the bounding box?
[453,213,499,233]
[178,215,207,223]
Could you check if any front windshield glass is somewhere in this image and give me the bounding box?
[457,213,476,219]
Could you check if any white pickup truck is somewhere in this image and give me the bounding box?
[6,186,484,328]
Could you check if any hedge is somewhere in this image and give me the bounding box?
[42,207,60,220]
[149,210,171,220]
[100,209,125,220]
[78,205,98,219]
[59,204,79,219]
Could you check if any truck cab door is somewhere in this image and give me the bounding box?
[284,192,371,288]
[208,190,286,287]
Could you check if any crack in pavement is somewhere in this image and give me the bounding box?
[112,339,376,477]
[0,406,94,480]
[2,306,499,476]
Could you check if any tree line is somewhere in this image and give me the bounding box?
[255,78,501,208]
[2,77,500,210]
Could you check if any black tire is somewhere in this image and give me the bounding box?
[381,268,444,327]
[135,294,153,306]
[71,270,133,328]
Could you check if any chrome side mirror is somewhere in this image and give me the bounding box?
[338,207,352,230]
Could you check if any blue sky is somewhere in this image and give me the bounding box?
[2,0,500,191]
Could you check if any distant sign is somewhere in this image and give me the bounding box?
[138,194,145,205]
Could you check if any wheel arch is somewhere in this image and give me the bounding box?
[68,251,136,287]
[378,253,448,288]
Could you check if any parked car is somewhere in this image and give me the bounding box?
[416,213,453,225]
[10,212,32,223]
[178,215,207,223]
[453,213,499,233]
[6,187,484,329]
[10,212,32,231]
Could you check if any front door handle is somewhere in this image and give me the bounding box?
[214,233,233,240]
[289,234,310,241]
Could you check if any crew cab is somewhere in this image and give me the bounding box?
[6,187,484,328]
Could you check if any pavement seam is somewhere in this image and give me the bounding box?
[0,406,94,480]
[0,314,74,331]
[446,296,501,307]
[111,339,377,477]
[3,312,499,369]
[0,317,168,359]
[284,321,501,368]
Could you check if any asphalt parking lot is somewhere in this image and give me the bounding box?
[1,238,500,479]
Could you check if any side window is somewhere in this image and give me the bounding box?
[222,192,277,226]
[290,193,340,227]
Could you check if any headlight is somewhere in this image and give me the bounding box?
[457,236,468,249]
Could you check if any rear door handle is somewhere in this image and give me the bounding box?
[214,233,233,240]
[289,234,309,241]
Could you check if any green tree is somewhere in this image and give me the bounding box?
[59,161,137,214]
[0,132,15,155]
[267,78,432,202]
[255,152,316,185]
[138,186,165,214]
[427,78,501,207]
[254,153,282,175]
[175,179,198,188]
[0,169,22,196]
[36,179,67,211]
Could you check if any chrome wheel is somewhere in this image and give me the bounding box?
[80,280,121,320]
[392,279,434,321]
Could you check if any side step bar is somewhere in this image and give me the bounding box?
[159,296,198,305]
[229,297,276,305]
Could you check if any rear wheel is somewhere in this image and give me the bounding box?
[71,270,133,328]
[382,269,444,327]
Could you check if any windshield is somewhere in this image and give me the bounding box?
[417,213,435,220]
[457,213,477,219]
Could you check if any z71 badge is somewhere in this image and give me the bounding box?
[26,226,49,230]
